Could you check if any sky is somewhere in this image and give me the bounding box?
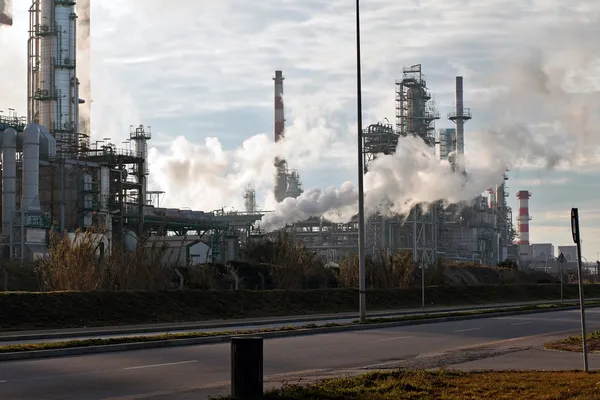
[1,0,599,260]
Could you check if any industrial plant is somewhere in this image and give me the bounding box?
[0,1,557,268]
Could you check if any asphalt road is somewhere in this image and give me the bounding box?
[2,307,600,400]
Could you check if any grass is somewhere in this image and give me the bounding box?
[216,370,600,400]
[1,302,595,354]
[0,284,598,332]
[545,329,600,353]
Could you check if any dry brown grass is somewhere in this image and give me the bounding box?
[244,370,600,400]
[241,233,329,289]
[35,228,172,291]
[337,250,417,289]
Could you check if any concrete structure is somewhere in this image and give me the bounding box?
[558,245,578,262]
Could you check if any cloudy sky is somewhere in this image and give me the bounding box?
[1,0,600,260]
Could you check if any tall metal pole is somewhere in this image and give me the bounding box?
[355,0,367,323]
[571,208,589,372]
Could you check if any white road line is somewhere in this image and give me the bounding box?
[0,380,7,383]
[454,328,481,333]
[378,336,413,342]
[124,360,198,370]
[510,321,533,326]
[362,360,404,369]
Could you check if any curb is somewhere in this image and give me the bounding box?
[0,299,590,343]
[0,304,595,362]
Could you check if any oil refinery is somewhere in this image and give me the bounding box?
[0,0,550,267]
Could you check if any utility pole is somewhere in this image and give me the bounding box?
[355,0,366,323]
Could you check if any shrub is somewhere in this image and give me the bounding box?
[338,249,417,289]
[35,228,172,291]
[240,233,330,289]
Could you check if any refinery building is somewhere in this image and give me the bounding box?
[0,1,549,268]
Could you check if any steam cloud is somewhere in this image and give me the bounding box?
[259,43,600,230]
[142,19,600,231]
[0,0,13,26]
[76,0,91,141]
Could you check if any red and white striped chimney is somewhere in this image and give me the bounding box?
[273,70,285,142]
[516,190,531,245]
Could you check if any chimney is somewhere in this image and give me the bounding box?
[273,70,285,142]
[448,76,471,173]
[516,190,531,245]
[273,70,287,203]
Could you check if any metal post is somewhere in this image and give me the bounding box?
[560,260,564,303]
[355,0,366,323]
[571,208,589,372]
[231,337,263,400]
[421,261,425,310]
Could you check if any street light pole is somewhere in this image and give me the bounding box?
[355,0,367,323]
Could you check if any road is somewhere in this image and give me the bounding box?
[0,299,587,345]
[1,307,600,400]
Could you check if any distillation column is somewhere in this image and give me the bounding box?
[130,125,151,207]
[29,0,79,155]
[273,70,287,203]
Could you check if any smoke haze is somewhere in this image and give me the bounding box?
[0,0,13,26]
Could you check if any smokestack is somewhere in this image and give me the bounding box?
[516,190,531,245]
[21,124,41,213]
[448,76,471,173]
[2,128,17,235]
[274,70,285,142]
[0,0,13,26]
[273,70,287,203]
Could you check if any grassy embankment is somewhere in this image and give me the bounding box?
[546,329,600,353]
[1,284,598,332]
[213,370,600,400]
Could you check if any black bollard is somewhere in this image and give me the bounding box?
[231,337,264,400]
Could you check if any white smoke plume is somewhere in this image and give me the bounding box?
[76,0,91,142]
[0,0,13,26]
[259,39,600,230]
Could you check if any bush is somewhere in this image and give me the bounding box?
[241,233,330,289]
[338,250,417,289]
[35,228,172,291]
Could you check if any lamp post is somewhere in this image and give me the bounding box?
[355,0,367,323]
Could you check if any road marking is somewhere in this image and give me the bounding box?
[378,335,413,342]
[362,360,404,369]
[124,360,198,370]
[0,380,6,383]
[454,328,481,333]
[510,321,533,326]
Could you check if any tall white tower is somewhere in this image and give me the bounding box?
[28,0,81,155]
